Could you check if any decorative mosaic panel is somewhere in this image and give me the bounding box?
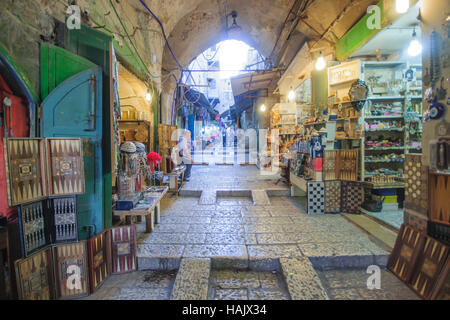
[338,149,358,181]
[307,181,325,214]
[46,138,84,196]
[4,138,45,206]
[87,231,110,293]
[430,256,450,300]
[14,247,53,300]
[18,201,49,257]
[404,154,428,215]
[340,181,363,214]
[429,173,450,226]
[323,150,338,181]
[324,180,341,213]
[108,225,137,274]
[409,236,449,299]
[388,224,425,282]
[53,242,89,299]
[47,197,78,243]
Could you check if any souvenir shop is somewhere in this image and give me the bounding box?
[272,1,431,229]
[0,23,172,300]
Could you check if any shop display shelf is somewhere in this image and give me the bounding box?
[366,96,405,101]
[364,115,404,119]
[365,128,405,132]
[365,146,405,151]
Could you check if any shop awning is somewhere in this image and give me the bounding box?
[183,87,217,117]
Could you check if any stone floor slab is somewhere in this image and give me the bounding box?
[280,257,329,300]
[171,258,211,300]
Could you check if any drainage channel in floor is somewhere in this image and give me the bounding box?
[315,268,420,300]
[208,269,291,300]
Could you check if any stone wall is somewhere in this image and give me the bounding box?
[0,0,165,100]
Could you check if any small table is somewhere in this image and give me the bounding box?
[113,186,168,233]
[167,166,186,195]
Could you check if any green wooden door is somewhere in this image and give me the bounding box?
[65,25,113,229]
[40,44,104,240]
[40,43,95,100]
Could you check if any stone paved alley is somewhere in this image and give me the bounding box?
[85,163,419,300]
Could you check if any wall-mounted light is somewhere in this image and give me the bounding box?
[315,51,326,71]
[396,0,409,14]
[408,29,422,57]
[260,104,267,112]
[145,90,152,102]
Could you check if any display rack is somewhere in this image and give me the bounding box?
[360,61,423,183]
[119,120,152,153]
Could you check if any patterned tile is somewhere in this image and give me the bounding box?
[341,181,363,214]
[307,181,325,214]
[324,180,341,213]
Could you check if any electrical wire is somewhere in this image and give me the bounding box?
[109,0,161,79]
[138,0,183,71]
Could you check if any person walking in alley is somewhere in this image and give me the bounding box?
[179,130,193,181]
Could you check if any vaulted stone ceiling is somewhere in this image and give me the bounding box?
[128,0,378,91]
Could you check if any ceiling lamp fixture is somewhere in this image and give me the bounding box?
[227,11,242,37]
[315,51,326,71]
[260,104,267,112]
[288,88,295,102]
[408,29,422,57]
[396,0,409,14]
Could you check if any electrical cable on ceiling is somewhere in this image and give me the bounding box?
[109,0,160,79]
[138,0,183,71]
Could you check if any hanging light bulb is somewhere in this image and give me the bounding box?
[408,29,422,57]
[288,89,295,102]
[396,0,409,13]
[145,90,152,102]
[315,52,326,71]
[260,104,266,112]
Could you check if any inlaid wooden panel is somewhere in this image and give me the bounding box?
[388,224,425,283]
[87,231,110,293]
[430,256,450,300]
[429,173,450,226]
[405,154,428,215]
[46,138,84,196]
[409,236,449,299]
[14,247,54,300]
[107,225,137,274]
[18,201,49,257]
[324,180,341,213]
[323,150,338,181]
[337,149,358,181]
[53,242,89,299]
[3,138,46,206]
[47,196,78,243]
[340,181,363,214]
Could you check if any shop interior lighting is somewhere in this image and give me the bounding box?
[408,29,422,57]
[288,88,295,102]
[396,0,409,14]
[260,104,267,112]
[145,90,152,101]
[315,51,326,71]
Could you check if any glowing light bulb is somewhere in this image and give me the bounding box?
[288,90,295,102]
[315,54,326,71]
[396,0,409,13]
[260,104,266,112]
[408,30,422,57]
[145,91,152,101]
